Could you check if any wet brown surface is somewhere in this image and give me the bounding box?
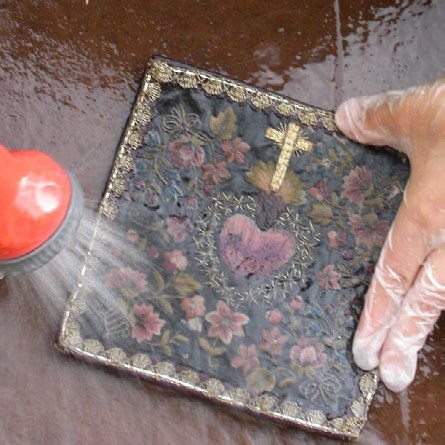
[0,1,444,444]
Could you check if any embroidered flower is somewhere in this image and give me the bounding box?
[169,139,205,170]
[147,246,160,259]
[316,264,341,290]
[260,327,288,355]
[230,344,260,374]
[163,250,188,272]
[349,213,390,249]
[105,268,148,293]
[221,137,251,163]
[181,295,206,319]
[290,297,303,311]
[167,215,192,242]
[132,304,165,342]
[266,309,282,324]
[290,338,327,369]
[203,182,216,196]
[308,179,331,201]
[327,230,347,249]
[342,166,373,206]
[205,301,249,344]
[127,230,139,244]
[201,161,230,184]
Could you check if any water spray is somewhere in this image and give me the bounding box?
[0,144,83,277]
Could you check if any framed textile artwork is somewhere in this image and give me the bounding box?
[58,57,409,439]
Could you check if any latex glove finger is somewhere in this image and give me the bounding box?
[379,247,445,392]
[352,198,428,370]
[335,81,445,155]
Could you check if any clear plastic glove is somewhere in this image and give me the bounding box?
[335,80,445,392]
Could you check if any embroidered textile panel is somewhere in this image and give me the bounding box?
[59,57,409,439]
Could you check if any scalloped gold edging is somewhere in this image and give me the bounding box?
[59,57,376,440]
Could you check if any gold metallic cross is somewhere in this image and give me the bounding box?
[265,122,313,192]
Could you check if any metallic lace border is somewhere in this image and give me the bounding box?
[60,57,376,439]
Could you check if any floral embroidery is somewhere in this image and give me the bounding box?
[230,344,260,374]
[221,137,251,163]
[163,250,188,272]
[169,139,205,170]
[349,213,390,249]
[127,229,139,243]
[201,161,230,184]
[266,309,282,324]
[67,82,407,432]
[105,268,148,294]
[308,179,331,201]
[167,215,192,242]
[316,265,341,290]
[260,327,288,355]
[181,295,206,319]
[342,166,373,206]
[328,230,347,249]
[290,338,327,371]
[205,301,249,345]
[132,304,165,342]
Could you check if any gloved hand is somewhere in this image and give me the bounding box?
[335,80,445,392]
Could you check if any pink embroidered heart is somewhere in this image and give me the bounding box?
[219,214,295,282]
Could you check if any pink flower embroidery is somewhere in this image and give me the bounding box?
[308,179,331,201]
[316,265,341,290]
[221,137,251,163]
[201,161,230,184]
[290,338,327,369]
[230,344,260,374]
[163,250,188,272]
[203,182,216,196]
[260,327,288,355]
[205,301,249,344]
[290,297,303,310]
[167,215,192,242]
[127,229,139,243]
[181,295,206,319]
[342,166,372,206]
[132,304,165,342]
[147,246,160,259]
[169,139,205,170]
[349,214,390,249]
[105,268,148,293]
[266,309,282,324]
[327,230,347,249]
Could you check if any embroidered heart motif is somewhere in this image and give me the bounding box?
[219,214,296,283]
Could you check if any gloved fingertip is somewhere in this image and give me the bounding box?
[352,333,380,370]
[380,360,416,393]
[335,100,358,139]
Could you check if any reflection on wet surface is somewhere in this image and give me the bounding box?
[0,0,443,443]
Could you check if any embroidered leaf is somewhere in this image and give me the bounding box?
[173,334,189,343]
[198,338,227,356]
[278,377,296,388]
[162,345,173,357]
[246,367,276,394]
[209,107,237,140]
[120,287,138,301]
[336,264,350,276]
[307,202,334,226]
[173,273,202,296]
[158,297,174,315]
[160,329,171,345]
[152,270,165,292]
[246,161,306,205]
